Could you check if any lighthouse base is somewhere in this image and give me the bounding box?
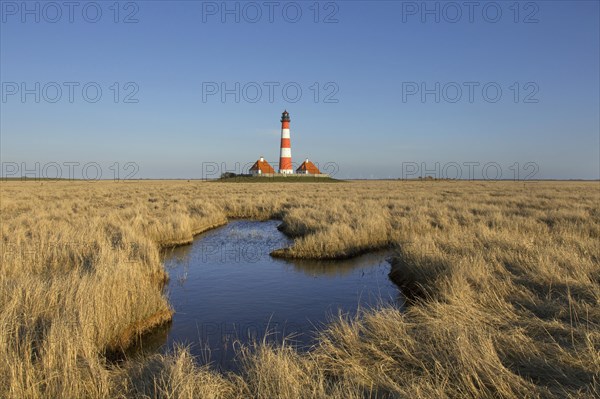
[279,169,294,174]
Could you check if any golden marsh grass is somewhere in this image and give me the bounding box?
[0,180,598,398]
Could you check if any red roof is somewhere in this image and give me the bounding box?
[296,160,321,174]
[250,158,275,174]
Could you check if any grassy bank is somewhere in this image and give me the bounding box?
[217,175,342,183]
[1,180,598,398]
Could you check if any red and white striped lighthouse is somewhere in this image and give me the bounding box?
[279,110,293,174]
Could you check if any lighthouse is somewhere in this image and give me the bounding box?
[279,110,293,174]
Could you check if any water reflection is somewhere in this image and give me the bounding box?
[282,251,393,277]
[148,220,402,371]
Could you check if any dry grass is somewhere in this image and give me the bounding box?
[0,180,598,398]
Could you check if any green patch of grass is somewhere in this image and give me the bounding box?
[216,175,344,183]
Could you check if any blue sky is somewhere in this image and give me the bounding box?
[1,0,599,179]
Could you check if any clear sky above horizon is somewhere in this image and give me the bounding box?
[1,0,599,179]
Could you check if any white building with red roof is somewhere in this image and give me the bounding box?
[296,159,321,175]
[249,157,275,176]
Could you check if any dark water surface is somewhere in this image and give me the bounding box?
[142,220,402,371]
